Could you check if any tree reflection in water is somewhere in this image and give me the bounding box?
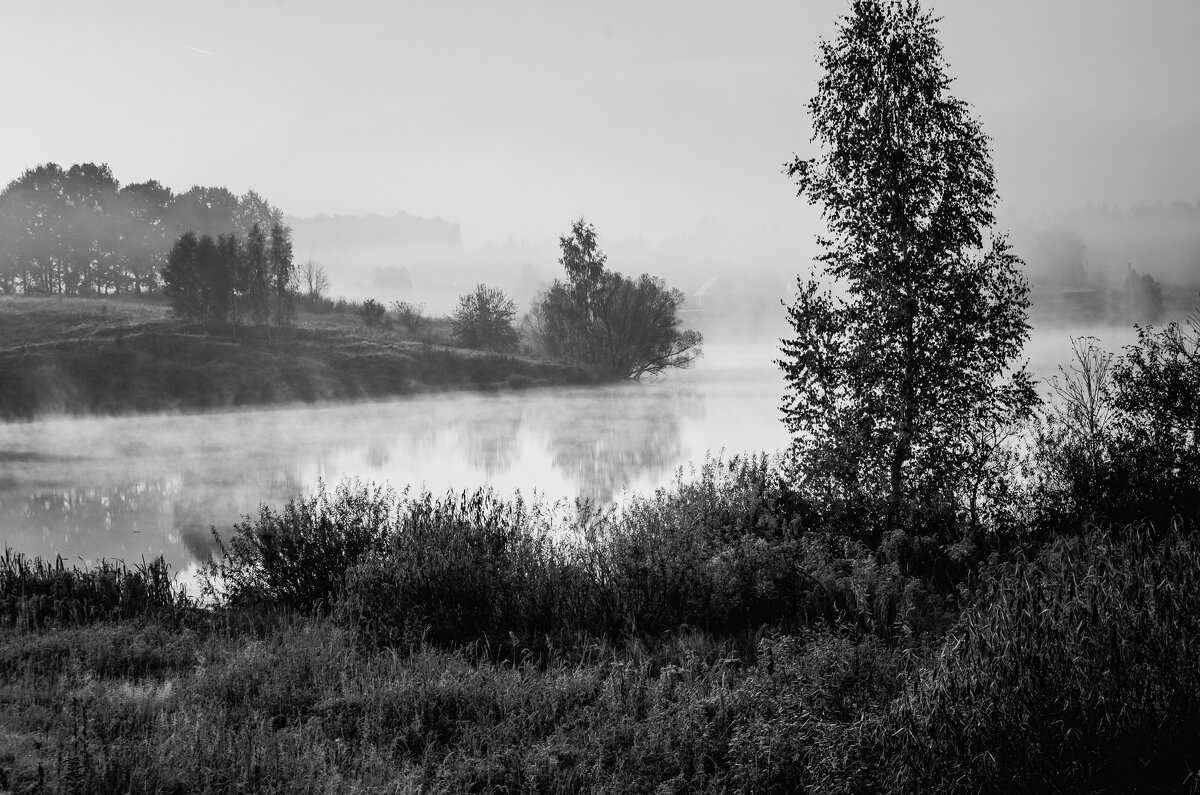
[543,384,703,504]
[457,413,524,481]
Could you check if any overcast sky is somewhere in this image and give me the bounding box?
[4,1,1199,247]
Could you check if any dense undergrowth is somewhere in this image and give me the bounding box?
[1,317,1198,792]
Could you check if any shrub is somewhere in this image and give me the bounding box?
[203,481,396,611]
[450,283,519,351]
[358,298,386,328]
[390,300,426,333]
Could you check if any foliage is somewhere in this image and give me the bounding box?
[450,283,520,351]
[531,218,703,379]
[1031,315,1200,528]
[357,297,387,327]
[390,299,427,333]
[160,231,236,324]
[203,461,927,652]
[160,222,294,327]
[0,549,187,629]
[0,162,285,296]
[270,221,296,325]
[779,0,1037,538]
[203,481,396,611]
[860,524,1200,793]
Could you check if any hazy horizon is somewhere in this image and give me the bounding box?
[4,1,1199,251]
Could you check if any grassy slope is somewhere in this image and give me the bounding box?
[0,296,598,420]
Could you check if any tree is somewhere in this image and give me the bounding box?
[161,231,203,320]
[269,222,295,325]
[590,273,703,379]
[558,217,608,314]
[451,284,520,351]
[243,223,271,327]
[531,219,702,379]
[300,259,330,300]
[161,231,236,324]
[779,0,1037,534]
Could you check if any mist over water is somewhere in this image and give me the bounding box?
[0,326,1147,580]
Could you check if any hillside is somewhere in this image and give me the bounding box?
[0,296,598,421]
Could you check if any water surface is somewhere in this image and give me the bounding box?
[0,329,1139,579]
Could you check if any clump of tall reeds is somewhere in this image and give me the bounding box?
[0,548,187,628]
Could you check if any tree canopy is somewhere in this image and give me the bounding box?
[779,0,1037,534]
[161,222,294,327]
[451,284,520,352]
[0,162,285,297]
[531,219,702,380]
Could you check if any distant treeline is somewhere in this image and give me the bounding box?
[1016,199,1200,289]
[0,162,286,297]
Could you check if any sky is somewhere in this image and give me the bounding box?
[3,0,1199,248]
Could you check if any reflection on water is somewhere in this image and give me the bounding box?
[0,345,784,574]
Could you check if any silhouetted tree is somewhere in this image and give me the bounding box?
[531,219,702,379]
[779,0,1037,535]
[451,284,520,351]
[558,217,608,315]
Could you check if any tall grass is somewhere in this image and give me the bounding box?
[0,549,188,629]
[858,523,1200,793]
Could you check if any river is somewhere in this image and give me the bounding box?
[0,328,1139,581]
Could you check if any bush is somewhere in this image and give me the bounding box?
[450,283,519,351]
[390,300,426,333]
[358,298,386,328]
[203,481,396,611]
[1029,317,1200,531]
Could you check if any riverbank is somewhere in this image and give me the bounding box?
[0,296,599,421]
